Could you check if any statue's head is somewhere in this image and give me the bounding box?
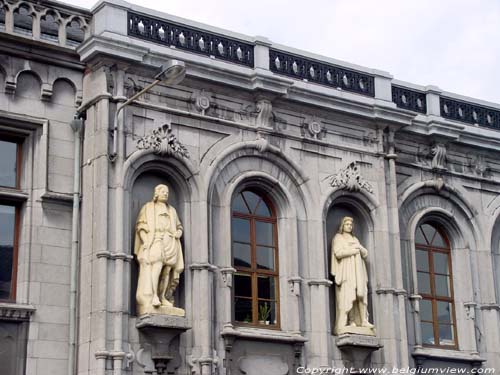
[338,216,354,234]
[153,184,169,203]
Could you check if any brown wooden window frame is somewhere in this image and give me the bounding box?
[416,222,458,349]
[231,188,280,328]
[0,135,23,302]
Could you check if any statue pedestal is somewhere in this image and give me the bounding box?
[136,314,190,374]
[336,334,382,371]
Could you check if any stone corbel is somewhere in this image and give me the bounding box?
[4,76,16,94]
[288,277,302,296]
[409,294,422,314]
[41,83,53,101]
[189,263,218,272]
[336,334,382,370]
[307,279,333,287]
[188,354,219,375]
[464,302,477,320]
[220,267,237,288]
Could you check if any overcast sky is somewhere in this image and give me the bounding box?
[66,0,500,105]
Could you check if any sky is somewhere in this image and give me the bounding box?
[66,0,500,105]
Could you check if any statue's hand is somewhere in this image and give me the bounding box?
[137,245,149,263]
[174,230,182,239]
[360,247,368,258]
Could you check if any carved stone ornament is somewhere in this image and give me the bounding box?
[431,143,447,170]
[136,124,190,159]
[328,162,373,194]
[307,121,323,139]
[255,99,273,128]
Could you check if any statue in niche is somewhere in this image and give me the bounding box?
[134,184,185,316]
[331,216,375,335]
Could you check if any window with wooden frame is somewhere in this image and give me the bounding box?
[0,136,22,302]
[232,189,279,327]
[415,222,457,348]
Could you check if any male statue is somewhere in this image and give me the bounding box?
[331,216,375,335]
[134,184,185,316]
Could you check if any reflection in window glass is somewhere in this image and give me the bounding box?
[0,205,16,300]
[233,243,251,268]
[232,218,250,243]
[256,246,274,270]
[435,275,450,297]
[255,221,273,246]
[416,249,429,272]
[417,272,431,294]
[421,322,435,345]
[0,140,17,188]
[433,252,449,274]
[420,299,433,322]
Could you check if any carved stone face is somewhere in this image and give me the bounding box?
[155,185,169,203]
[343,220,353,234]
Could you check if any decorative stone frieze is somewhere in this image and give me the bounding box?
[0,303,36,321]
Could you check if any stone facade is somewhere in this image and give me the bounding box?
[1,0,500,374]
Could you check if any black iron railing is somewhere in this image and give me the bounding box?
[391,85,426,114]
[440,97,500,130]
[128,12,254,68]
[269,49,375,97]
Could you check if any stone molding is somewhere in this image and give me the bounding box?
[0,302,36,321]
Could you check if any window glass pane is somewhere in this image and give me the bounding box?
[433,252,449,275]
[420,299,433,321]
[0,140,17,188]
[254,199,271,217]
[437,301,452,323]
[0,205,16,300]
[255,221,273,246]
[232,193,249,213]
[232,218,250,243]
[417,272,431,294]
[435,274,450,297]
[256,246,274,270]
[432,230,447,248]
[242,191,260,213]
[234,297,252,323]
[233,243,251,268]
[416,249,429,272]
[438,324,454,345]
[421,224,436,245]
[234,274,252,297]
[415,227,427,245]
[257,275,276,300]
[258,300,277,325]
[421,322,435,345]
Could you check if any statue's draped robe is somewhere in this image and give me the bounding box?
[134,201,184,308]
[331,233,368,330]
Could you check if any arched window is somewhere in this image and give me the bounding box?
[415,222,457,348]
[232,189,279,327]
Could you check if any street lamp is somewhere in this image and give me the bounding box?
[109,59,186,161]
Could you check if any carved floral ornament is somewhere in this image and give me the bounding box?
[327,162,374,194]
[136,124,190,159]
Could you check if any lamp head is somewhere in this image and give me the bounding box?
[155,60,186,85]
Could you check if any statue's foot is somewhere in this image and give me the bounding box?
[348,322,357,327]
[152,296,161,307]
[362,320,374,328]
[161,299,173,307]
